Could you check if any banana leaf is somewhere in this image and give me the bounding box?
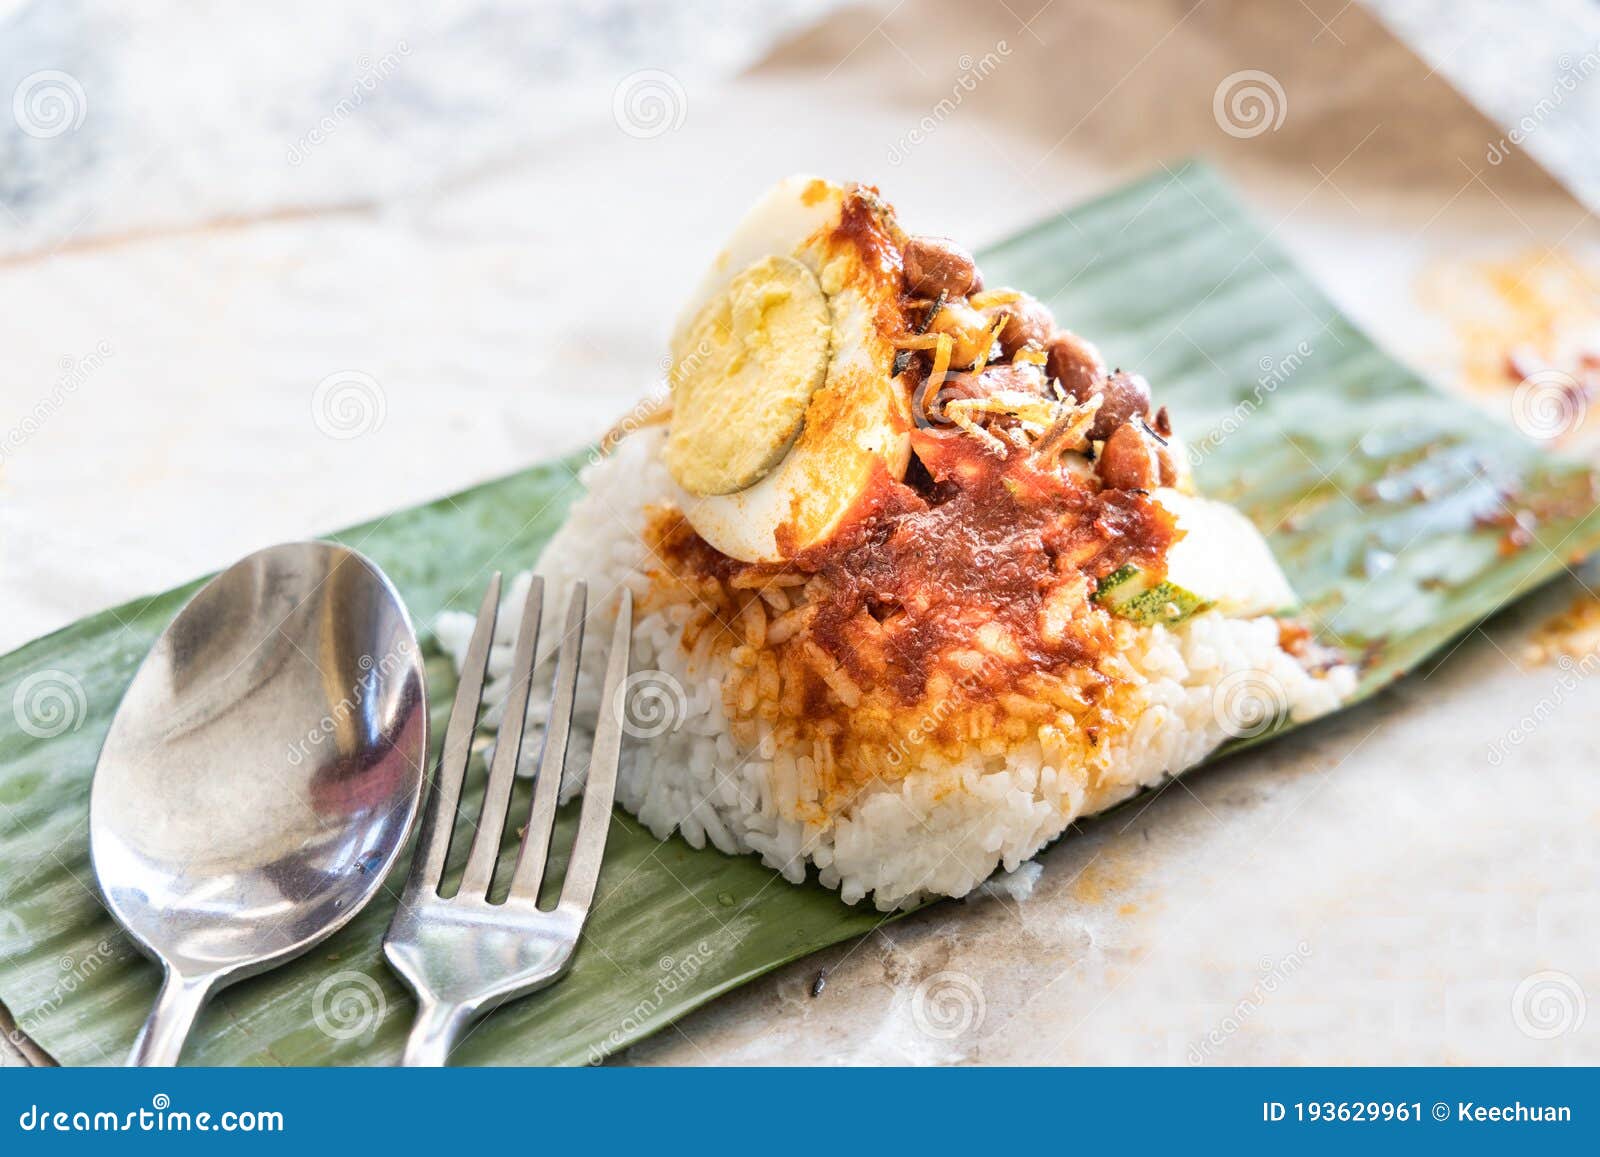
[2,160,1597,1066]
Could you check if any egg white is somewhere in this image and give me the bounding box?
[1155,487,1296,616]
[666,176,911,564]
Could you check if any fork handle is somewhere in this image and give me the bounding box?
[401,998,473,1066]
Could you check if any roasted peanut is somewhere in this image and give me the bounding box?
[903,235,981,299]
[1097,422,1159,490]
[1157,446,1179,487]
[1046,331,1107,404]
[1089,369,1152,442]
[986,291,1054,357]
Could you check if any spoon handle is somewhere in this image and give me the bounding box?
[129,969,215,1066]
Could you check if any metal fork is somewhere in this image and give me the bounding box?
[383,573,632,1066]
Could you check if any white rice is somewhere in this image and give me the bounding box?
[437,427,1356,911]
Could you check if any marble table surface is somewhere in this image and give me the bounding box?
[2,0,1597,1065]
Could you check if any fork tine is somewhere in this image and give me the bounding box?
[410,572,501,894]
[508,581,587,903]
[558,588,632,917]
[458,576,544,898]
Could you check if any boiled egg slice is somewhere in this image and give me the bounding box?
[1155,487,1297,617]
[662,176,912,564]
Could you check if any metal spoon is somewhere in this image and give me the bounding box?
[90,541,428,1066]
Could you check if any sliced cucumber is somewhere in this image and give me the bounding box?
[1093,563,1213,625]
[1153,488,1297,618]
[1094,489,1299,626]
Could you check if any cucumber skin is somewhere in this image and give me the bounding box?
[1093,564,1214,626]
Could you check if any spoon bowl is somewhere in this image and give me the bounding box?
[90,541,427,1065]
